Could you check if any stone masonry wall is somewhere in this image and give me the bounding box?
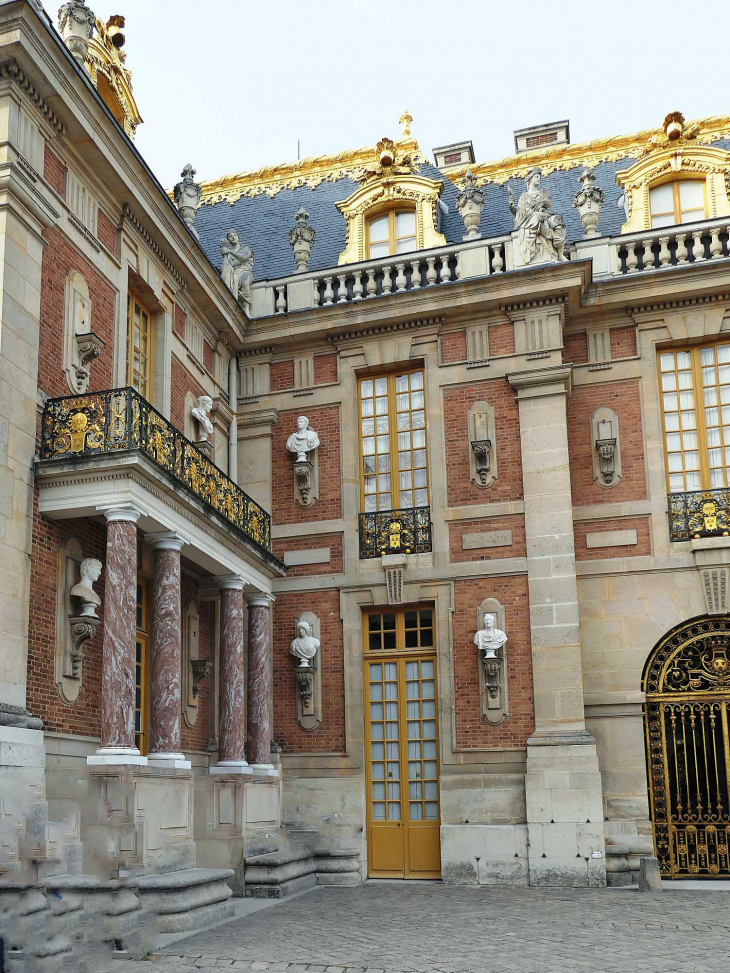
[441,331,467,364]
[448,515,526,563]
[313,353,338,384]
[272,589,345,753]
[272,532,344,577]
[567,378,646,506]
[452,576,534,749]
[573,515,652,561]
[443,379,523,507]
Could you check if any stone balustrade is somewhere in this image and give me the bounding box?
[250,237,510,317]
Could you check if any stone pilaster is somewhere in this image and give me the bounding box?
[210,576,248,773]
[148,532,190,769]
[246,594,275,774]
[507,365,606,887]
[88,506,146,766]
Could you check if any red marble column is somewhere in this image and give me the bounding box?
[88,505,143,765]
[148,532,190,768]
[215,577,247,767]
[246,594,274,769]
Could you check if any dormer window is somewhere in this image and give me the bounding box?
[649,179,707,228]
[367,210,417,259]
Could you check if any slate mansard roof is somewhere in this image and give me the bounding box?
[191,121,730,284]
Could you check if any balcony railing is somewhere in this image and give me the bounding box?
[359,506,432,559]
[40,387,272,553]
[668,488,730,542]
[613,218,730,275]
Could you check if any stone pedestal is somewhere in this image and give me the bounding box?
[246,594,275,773]
[508,364,606,887]
[212,576,249,773]
[89,506,146,766]
[148,532,190,769]
[0,725,47,880]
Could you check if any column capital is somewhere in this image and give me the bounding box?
[147,530,188,552]
[99,503,143,525]
[245,592,275,608]
[212,574,246,591]
[506,364,573,400]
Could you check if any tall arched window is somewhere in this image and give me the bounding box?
[367,209,417,259]
[649,179,706,228]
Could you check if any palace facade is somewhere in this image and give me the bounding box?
[3,0,730,960]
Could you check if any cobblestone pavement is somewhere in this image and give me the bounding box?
[117,883,730,973]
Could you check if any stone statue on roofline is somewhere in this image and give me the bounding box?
[507,167,566,265]
[220,230,254,311]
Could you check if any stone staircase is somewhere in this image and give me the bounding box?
[243,830,361,897]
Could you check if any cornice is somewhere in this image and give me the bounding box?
[445,114,730,185]
[121,203,186,289]
[195,137,427,204]
[0,59,65,135]
[630,292,730,318]
[327,315,445,345]
[507,364,573,396]
[503,296,567,315]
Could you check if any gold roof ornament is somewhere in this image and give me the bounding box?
[399,110,413,138]
[84,14,143,138]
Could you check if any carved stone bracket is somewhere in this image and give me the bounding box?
[294,460,314,506]
[296,665,315,710]
[591,407,621,487]
[470,438,492,486]
[68,614,100,678]
[481,655,501,700]
[191,659,212,699]
[382,554,407,605]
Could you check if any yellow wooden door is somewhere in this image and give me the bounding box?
[364,608,441,879]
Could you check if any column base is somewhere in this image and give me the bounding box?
[250,763,279,778]
[209,760,254,776]
[87,747,148,766]
[147,752,192,769]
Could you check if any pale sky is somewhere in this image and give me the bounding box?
[96,0,728,190]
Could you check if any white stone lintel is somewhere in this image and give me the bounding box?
[283,547,331,567]
[585,529,637,549]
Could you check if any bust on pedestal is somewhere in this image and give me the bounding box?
[286,416,320,506]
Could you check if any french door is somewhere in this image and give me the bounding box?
[364,607,441,879]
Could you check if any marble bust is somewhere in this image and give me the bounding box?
[473,612,507,660]
[191,394,214,441]
[290,620,320,668]
[286,415,320,462]
[220,230,254,310]
[508,167,566,265]
[70,558,102,618]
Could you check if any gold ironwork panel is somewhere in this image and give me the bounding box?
[668,488,730,542]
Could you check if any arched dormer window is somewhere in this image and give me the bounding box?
[649,179,707,228]
[367,209,417,259]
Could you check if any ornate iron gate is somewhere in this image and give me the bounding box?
[644,616,730,878]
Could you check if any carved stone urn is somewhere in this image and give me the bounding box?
[58,2,96,64]
[173,164,203,241]
[289,207,316,273]
[456,170,485,240]
[572,169,605,239]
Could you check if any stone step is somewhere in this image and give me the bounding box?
[136,867,235,933]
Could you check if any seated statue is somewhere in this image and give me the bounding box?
[508,168,566,265]
[220,230,254,310]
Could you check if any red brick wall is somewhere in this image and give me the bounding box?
[44,143,66,198]
[180,576,212,752]
[441,331,467,364]
[453,577,534,748]
[489,322,515,357]
[173,304,186,340]
[448,515,526,563]
[270,360,294,391]
[443,379,523,507]
[272,590,345,753]
[272,533,344,576]
[39,226,116,397]
[313,354,338,385]
[610,325,637,359]
[563,331,588,364]
[203,340,214,376]
[26,499,106,735]
[170,353,207,433]
[567,378,646,506]
[574,515,651,561]
[97,209,116,254]
[272,406,341,524]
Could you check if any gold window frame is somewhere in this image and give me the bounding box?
[649,177,708,228]
[126,289,152,399]
[366,207,417,259]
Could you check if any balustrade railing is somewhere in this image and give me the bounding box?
[40,387,272,552]
[359,506,432,559]
[614,218,730,275]
[668,488,730,542]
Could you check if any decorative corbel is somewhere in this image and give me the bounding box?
[293,460,314,505]
[72,331,104,392]
[470,439,492,486]
[68,615,99,677]
[291,611,322,730]
[467,401,497,488]
[474,598,509,725]
[591,407,621,487]
[191,659,212,699]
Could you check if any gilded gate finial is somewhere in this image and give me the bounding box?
[399,110,413,138]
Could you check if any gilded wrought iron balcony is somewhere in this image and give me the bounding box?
[40,388,272,553]
[668,488,730,542]
[359,506,432,559]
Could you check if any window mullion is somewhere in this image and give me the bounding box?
[692,346,711,489]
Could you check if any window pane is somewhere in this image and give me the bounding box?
[395,211,416,236]
[369,215,389,242]
[369,241,390,259]
[395,236,416,254]
[650,184,673,214]
[679,181,704,209]
[651,213,674,228]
